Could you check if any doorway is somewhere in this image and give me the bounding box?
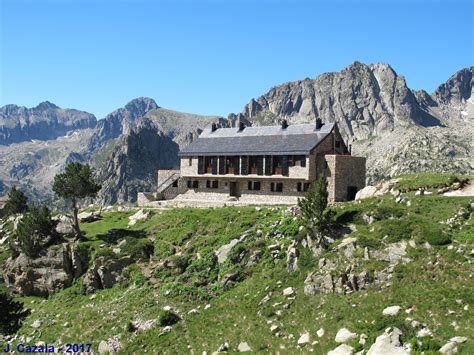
[229,181,240,197]
[347,186,358,201]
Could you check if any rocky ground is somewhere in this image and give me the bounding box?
[0,173,472,353]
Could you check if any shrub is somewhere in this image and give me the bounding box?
[16,204,58,258]
[158,310,180,326]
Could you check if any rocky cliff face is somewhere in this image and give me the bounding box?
[231,63,473,182]
[94,118,180,204]
[0,101,97,145]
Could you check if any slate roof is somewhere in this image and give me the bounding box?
[178,122,335,156]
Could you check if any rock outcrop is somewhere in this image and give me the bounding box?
[83,255,133,293]
[3,243,88,296]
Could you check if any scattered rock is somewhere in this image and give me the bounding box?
[383,305,402,316]
[31,320,41,329]
[270,325,280,335]
[237,341,251,352]
[216,342,229,352]
[317,328,325,337]
[335,328,357,343]
[98,340,112,354]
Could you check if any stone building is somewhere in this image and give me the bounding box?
[141,119,366,206]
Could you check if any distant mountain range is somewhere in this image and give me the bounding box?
[0,62,472,204]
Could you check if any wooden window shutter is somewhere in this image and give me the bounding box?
[281,155,289,176]
[256,156,264,175]
[211,157,218,175]
[264,155,272,175]
[241,156,249,175]
[234,156,240,175]
[198,157,205,174]
[218,156,225,175]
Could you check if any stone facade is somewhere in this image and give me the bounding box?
[144,123,366,206]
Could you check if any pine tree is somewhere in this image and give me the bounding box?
[3,186,28,216]
[16,204,58,258]
[53,163,101,238]
[297,176,334,245]
[0,290,30,335]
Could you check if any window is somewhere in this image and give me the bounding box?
[271,182,283,192]
[188,158,193,166]
[303,183,310,192]
[297,182,302,192]
[206,180,211,188]
[172,180,178,187]
[187,180,192,188]
[212,180,219,189]
[324,161,328,169]
[248,181,261,191]
[193,180,199,188]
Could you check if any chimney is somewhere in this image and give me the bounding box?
[316,118,323,130]
[239,122,246,131]
[211,123,217,132]
[281,119,289,129]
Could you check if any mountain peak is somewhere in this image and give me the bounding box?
[35,101,59,110]
[124,97,159,113]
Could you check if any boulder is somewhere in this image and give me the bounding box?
[128,209,150,226]
[283,287,295,297]
[215,232,251,264]
[367,327,409,355]
[3,243,88,297]
[83,255,133,293]
[383,305,402,316]
[77,211,101,223]
[52,215,74,235]
[297,332,310,345]
[439,341,458,355]
[335,328,357,343]
[355,186,378,200]
[286,241,299,273]
[328,344,354,355]
[221,271,240,290]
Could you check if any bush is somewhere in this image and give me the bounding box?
[158,310,180,326]
[122,239,154,261]
[0,290,30,335]
[16,204,58,258]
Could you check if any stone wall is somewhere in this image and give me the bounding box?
[180,157,198,176]
[318,155,366,202]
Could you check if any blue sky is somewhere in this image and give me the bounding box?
[1,0,473,119]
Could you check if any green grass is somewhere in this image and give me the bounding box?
[3,175,473,353]
[395,173,472,192]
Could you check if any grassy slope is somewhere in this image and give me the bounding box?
[4,174,474,354]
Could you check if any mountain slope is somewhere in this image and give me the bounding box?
[0,101,96,145]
